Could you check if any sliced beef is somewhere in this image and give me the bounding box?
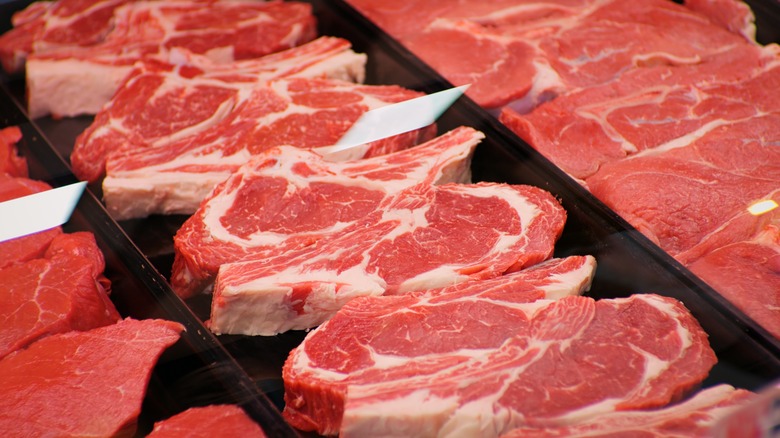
[349,0,757,110]
[172,126,481,298]
[0,232,119,359]
[500,45,777,180]
[283,293,715,436]
[0,0,134,73]
[0,318,184,437]
[503,384,755,437]
[71,35,366,184]
[210,180,566,335]
[98,77,435,220]
[148,405,267,438]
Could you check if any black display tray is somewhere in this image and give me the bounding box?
[1,0,779,436]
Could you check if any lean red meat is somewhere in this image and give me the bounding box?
[0,125,26,177]
[97,78,435,220]
[148,405,267,438]
[71,36,366,184]
[23,0,317,118]
[172,126,482,299]
[0,318,184,437]
[0,174,62,269]
[586,115,780,337]
[0,232,119,360]
[349,0,757,110]
[0,0,134,73]
[210,180,566,335]
[502,384,755,437]
[686,225,780,339]
[500,45,778,180]
[282,293,715,436]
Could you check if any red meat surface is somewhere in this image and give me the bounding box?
[172,126,480,298]
[502,384,755,437]
[0,232,119,359]
[0,318,184,437]
[210,180,566,336]
[283,293,716,436]
[148,405,267,438]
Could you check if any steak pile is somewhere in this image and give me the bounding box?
[0,0,769,435]
[347,0,780,339]
[70,36,367,184]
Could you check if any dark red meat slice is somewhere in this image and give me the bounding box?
[0,232,119,359]
[148,405,267,438]
[0,318,184,437]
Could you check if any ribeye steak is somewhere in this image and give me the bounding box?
[98,78,435,220]
[23,0,317,118]
[210,179,566,335]
[283,293,715,436]
[172,126,482,298]
[72,36,367,183]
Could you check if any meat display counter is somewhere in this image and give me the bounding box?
[0,0,778,436]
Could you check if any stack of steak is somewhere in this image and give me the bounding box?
[348,0,780,339]
[0,0,767,435]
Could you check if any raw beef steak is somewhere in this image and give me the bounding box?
[210,181,566,335]
[687,224,780,339]
[282,293,716,436]
[420,254,598,302]
[24,0,317,118]
[148,405,267,438]
[350,0,757,110]
[0,0,134,73]
[500,45,778,180]
[99,78,435,220]
[0,125,26,177]
[587,115,780,256]
[0,174,62,268]
[586,115,779,338]
[0,318,184,437]
[172,126,482,298]
[0,232,119,360]
[71,36,367,184]
[502,384,754,437]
